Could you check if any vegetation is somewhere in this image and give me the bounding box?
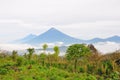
[27,48,35,61]
[53,46,60,56]
[66,44,91,72]
[11,50,18,62]
[0,44,120,80]
[43,44,48,53]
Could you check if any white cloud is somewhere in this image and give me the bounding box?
[0,42,120,55]
[0,43,33,51]
[94,42,120,54]
[0,41,64,51]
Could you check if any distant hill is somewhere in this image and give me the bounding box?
[105,35,120,43]
[14,28,120,45]
[87,35,120,43]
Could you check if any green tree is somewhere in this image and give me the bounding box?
[16,57,24,66]
[27,48,35,69]
[27,48,35,61]
[23,53,27,59]
[11,50,18,61]
[53,46,60,56]
[39,53,47,66]
[66,44,91,72]
[43,44,48,53]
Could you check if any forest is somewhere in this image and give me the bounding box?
[0,44,120,80]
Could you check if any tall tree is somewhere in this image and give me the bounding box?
[43,44,48,53]
[27,48,35,69]
[27,48,35,61]
[66,44,91,72]
[12,50,18,61]
[53,46,60,56]
[39,53,47,66]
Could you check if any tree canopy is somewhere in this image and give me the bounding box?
[66,44,91,60]
[66,44,91,72]
[53,46,60,56]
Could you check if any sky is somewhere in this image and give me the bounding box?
[0,0,120,42]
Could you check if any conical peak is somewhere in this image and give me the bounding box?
[47,27,61,33]
[49,27,57,31]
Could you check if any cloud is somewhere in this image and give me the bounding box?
[94,42,120,54]
[0,42,120,55]
[0,43,33,51]
[0,42,64,51]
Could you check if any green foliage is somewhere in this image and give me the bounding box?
[0,68,8,75]
[66,44,91,72]
[87,64,95,74]
[16,57,24,66]
[110,71,120,79]
[66,44,91,60]
[79,67,85,73]
[39,53,47,60]
[0,44,120,80]
[102,60,113,74]
[53,46,60,56]
[11,50,18,61]
[42,44,48,53]
[27,48,35,60]
[39,53,47,66]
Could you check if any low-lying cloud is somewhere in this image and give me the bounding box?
[0,42,64,51]
[0,42,120,54]
[94,42,120,54]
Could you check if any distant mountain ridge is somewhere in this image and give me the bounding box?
[14,28,120,45]
[88,35,120,43]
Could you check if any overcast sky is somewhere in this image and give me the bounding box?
[0,0,120,43]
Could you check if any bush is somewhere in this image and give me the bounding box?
[16,57,24,66]
[87,64,94,74]
[97,68,103,76]
[110,71,120,79]
[79,67,85,73]
[0,68,8,75]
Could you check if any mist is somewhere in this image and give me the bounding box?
[0,42,120,54]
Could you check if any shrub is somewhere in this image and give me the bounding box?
[87,64,94,74]
[0,68,8,75]
[110,71,120,79]
[16,57,24,66]
[79,67,85,73]
[97,68,103,76]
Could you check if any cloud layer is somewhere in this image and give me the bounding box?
[0,42,120,54]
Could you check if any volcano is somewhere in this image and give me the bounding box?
[23,28,83,45]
